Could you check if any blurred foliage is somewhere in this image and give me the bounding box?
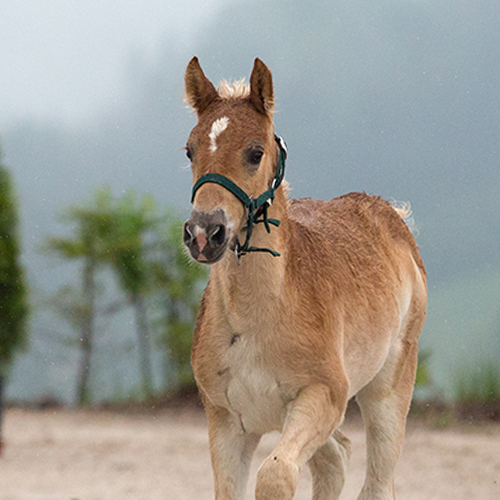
[455,362,500,405]
[415,349,431,388]
[453,361,500,421]
[44,187,207,402]
[152,217,208,393]
[83,188,159,398]
[45,194,108,405]
[420,267,500,400]
[87,188,157,297]
[0,154,28,374]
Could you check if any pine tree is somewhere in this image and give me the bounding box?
[0,149,28,453]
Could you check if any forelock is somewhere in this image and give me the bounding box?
[218,79,250,100]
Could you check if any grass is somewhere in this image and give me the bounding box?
[415,349,432,388]
[419,265,500,400]
[454,362,500,421]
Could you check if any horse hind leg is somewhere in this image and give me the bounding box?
[355,336,419,500]
[307,429,352,500]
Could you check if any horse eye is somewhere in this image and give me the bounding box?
[248,149,264,165]
[185,146,193,161]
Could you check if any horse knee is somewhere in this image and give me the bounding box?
[256,454,300,500]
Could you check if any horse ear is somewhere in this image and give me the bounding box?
[249,58,274,115]
[185,57,219,114]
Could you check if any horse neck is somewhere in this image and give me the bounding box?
[210,187,289,327]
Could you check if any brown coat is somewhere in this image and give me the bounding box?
[183,57,427,500]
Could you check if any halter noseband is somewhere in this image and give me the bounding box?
[190,135,287,262]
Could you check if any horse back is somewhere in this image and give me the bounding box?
[288,192,425,280]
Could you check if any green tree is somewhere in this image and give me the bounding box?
[0,153,28,452]
[153,217,207,394]
[94,196,209,397]
[47,188,164,401]
[45,187,207,403]
[46,204,107,406]
[92,189,158,398]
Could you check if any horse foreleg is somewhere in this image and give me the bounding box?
[206,403,261,500]
[255,382,348,500]
[308,428,352,500]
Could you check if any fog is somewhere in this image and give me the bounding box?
[1,0,499,402]
[0,0,225,123]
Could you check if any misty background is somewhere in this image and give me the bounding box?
[1,0,499,402]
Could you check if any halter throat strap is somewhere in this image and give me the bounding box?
[190,135,287,261]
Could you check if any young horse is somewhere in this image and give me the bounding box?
[182,57,427,500]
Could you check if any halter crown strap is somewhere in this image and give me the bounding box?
[190,135,287,261]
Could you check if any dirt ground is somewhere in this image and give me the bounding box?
[1,407,499,500]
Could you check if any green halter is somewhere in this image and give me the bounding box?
[191,135,287,261]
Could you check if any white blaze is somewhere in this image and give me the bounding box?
[209,116,229,151]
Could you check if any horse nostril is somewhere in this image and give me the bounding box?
[208,224,226,247]
[183,222,195,247]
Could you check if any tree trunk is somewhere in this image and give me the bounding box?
[162,295,177,388]
[75,255,96,406]
[133,293,154,398]
[0,373,4,456]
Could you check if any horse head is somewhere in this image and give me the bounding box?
[183,57,281,264]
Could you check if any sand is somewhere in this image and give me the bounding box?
[1,407,499,500]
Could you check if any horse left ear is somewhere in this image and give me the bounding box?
[249,58,274,115]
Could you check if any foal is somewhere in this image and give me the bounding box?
[182,57,427,500]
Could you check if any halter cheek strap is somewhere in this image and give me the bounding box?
[190,135,287,261]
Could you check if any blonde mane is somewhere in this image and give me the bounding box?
[218,79,250,99]
[391,200,412,220]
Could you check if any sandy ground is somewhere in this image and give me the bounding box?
[1,408,499,500]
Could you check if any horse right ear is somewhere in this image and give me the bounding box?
[249,58,274,115]
[185,57,219,114]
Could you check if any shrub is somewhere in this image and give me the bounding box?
[454,362,500,421]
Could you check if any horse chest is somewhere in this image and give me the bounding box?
[217,336,292,434]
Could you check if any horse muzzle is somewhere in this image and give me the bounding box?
[183,209,230,264]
